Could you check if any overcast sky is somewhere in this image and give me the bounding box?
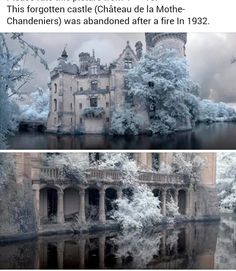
[8,33,236,102]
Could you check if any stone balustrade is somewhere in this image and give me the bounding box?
[35,167,186,186]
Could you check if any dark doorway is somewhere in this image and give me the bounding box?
[47,188,58,218]
[86,188,100,221]
[178,190,187,215]
[105,188,118,219]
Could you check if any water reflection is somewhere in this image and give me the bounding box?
[0,219,225,269]
[215,214,236,269]
[7,122,236,149]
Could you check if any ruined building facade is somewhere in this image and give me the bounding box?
[46,33,187,134]
[9,152,220,235]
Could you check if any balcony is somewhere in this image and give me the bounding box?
[32,167,186,186]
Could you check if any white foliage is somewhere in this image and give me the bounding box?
[44,153,89,184]
[110,46,236,135]
[171,153,205,182]
[217,153,236,212]
[0,33,47,148]
[96,153,139,185]
[19,88,49,122]
[158,162,172,174]
[126,46,200,134]
[166,195,179,218]
[199,99,236,122]
[110,106,145,136]
[112,184,163,230]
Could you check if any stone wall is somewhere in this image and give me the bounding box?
[0,155,37,241]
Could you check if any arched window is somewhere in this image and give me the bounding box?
[54,99,57,111]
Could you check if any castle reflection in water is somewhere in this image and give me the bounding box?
[0,220,221,269]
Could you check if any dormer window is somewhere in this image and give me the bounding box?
[91,81,98,91]
[124,59,133,69]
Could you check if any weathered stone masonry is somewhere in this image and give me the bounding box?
[28,153,220,232]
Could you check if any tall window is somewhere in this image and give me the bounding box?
[152,153,160,171]
[91,81,98,91]
[54,83,57,93]
[54,99,57,111]
[90,97,98,107]
[91,65,97,75]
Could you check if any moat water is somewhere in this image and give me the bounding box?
[6,122,236,149]
[0,214,236,269]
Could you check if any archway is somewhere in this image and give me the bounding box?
[152,188,162,210]
[166,189,175,202]
[85,187,99,221]
[105,188,118,220]
[64,187,80,222]
[40,187,58,223]
[178,190,187,215]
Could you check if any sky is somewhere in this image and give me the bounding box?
[7,33,236,102]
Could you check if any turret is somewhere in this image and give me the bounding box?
[79,52,90,72]
[145,33,187,57]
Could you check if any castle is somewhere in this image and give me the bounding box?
[46,33,187,134]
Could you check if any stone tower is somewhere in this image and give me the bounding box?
[145,33,187,57]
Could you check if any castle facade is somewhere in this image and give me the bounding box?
[11,152,219,232]
[46,33,187,134]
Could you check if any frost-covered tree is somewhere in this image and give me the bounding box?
[126,46,200,134]
[217,153,236,212]
[110,106,145,136]
[171,153,205,183]
[112,185,162,230]
[198,99,236,122]
[0,33,47,148]
[44,153,89,185]
[19,87,49,122]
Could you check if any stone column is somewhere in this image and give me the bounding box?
[186,189,193,217]
[99,235,106,268]
[117,189,122,199]
[79,188,86,224]
[175,190,179,207]
[57,190,64,224]
[33,184,40,229]
[162,190,167,216]
[99,188,106,223]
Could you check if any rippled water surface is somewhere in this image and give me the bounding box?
[0,214,236,269]
[6,122,236,149]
